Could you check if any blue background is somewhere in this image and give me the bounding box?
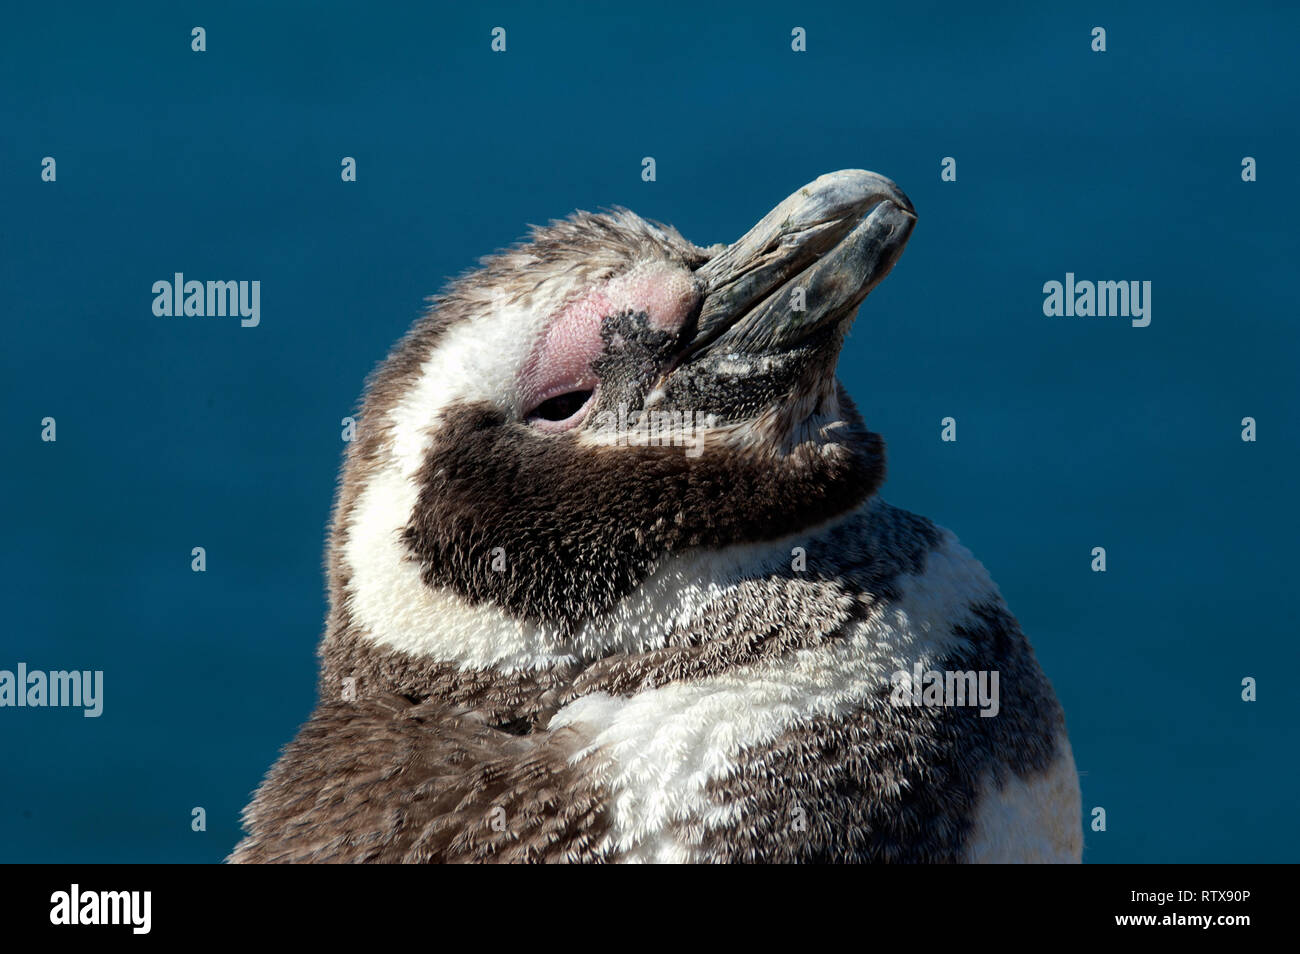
[2,2,1295,863]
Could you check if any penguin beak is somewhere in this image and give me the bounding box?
[685,170,916,359]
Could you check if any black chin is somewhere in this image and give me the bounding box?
[660,322,845,426]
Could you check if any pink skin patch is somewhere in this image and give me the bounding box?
[520,263,700,432]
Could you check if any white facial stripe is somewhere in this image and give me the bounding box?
[343,294,574,670]
[344,469,575,669]
[387,298,540,481]
[550,531,999,861]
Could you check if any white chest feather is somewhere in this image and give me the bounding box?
[964,736,1083,863]
[550,530,1046,862]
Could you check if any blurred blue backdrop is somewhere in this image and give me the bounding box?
[1,1,1296,862]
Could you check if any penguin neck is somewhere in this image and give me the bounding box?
[317,494,887,710]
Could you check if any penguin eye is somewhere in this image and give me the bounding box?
[524,388,596,430]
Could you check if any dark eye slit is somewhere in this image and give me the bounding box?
[528,389,595,421]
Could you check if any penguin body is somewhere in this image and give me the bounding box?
[231,171,1082,863]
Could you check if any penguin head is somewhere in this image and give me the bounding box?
[336,170,915,641]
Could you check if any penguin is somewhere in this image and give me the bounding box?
[230,170,1082,864]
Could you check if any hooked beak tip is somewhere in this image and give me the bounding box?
[688,170,916,357]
